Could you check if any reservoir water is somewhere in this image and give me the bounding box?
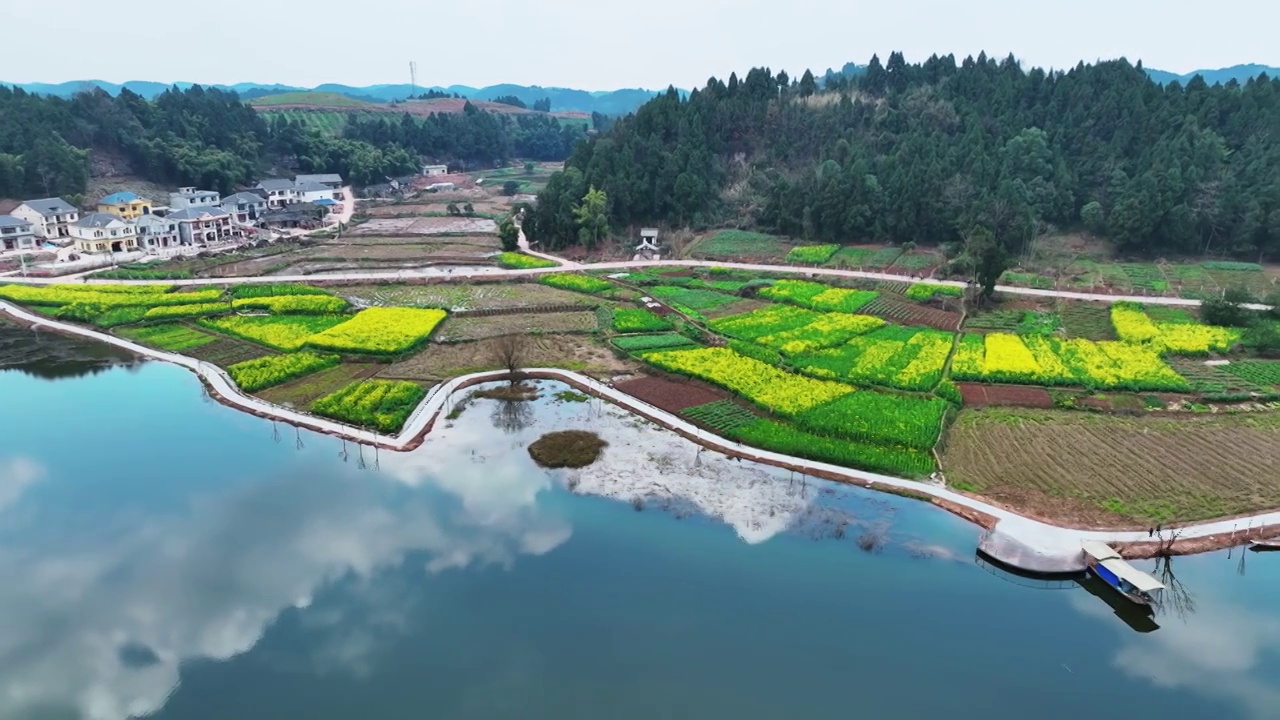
[1,325,1279,720]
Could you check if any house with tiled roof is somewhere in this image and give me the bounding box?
[0,215,37,251]
[11,197,79,241]
[96,191,152,220]
[167,207,238,244]
[69,213,139,253]
[168,187,222,212]
[221,192,268,223]
[255,178,298,209]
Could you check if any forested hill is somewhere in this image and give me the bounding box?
[529,54,1280,262]
[0,85,586,201]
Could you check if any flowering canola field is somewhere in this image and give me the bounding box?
[306,307,447,355]
[710,305,884,354]
[794,326,954,391]
[1111,304,1240,355]
[757,280,878,313]
[951,332,1189,391]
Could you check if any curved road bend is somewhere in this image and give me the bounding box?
[3,298,1278,566]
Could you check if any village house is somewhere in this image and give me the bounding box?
[256,178,298,209]
[134,214,182,251]
[259,203,323,230]
[0,215,37,251]
[96,191,152,220]
[167,207,238,245]
[69,213,139,254]
[221,192,268,224]
[294,173,343,190]
[293,180,338,204]
[422,164,449,177]
[168,187,222,212]
[11,197,79,241]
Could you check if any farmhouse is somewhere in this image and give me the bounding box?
[167,208,238,244]
[422,164,449,176]
[256,178,299,209]
[168,187,222,211]
[134,214,182,251]
[69,213,139,253]
[294,180,338,204]
[11,197,79,241]
[295,173,343,190]
[0,215,37,251]
[221,192,268,223]
[259,203,323,230]
[96,191,152,220]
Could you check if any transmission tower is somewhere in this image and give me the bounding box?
[409,61,418,97]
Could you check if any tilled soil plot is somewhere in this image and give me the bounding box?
[350,217,498,236]
[956,383,1054,408]
[613,375,729,413]
[942,407,1280,526]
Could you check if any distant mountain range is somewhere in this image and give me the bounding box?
[6,64,1277,116]
[1,80,663,116]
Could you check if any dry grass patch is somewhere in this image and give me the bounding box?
[336,283,588,310]
[435,312,598,342]
[942,408,1280,526]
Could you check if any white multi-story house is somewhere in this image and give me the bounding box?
[0,215,37,251]
[69,213,139,253]
[295,173,343,190]
[168,187,222,212]
[11,197,79,241]
[221,192,268,224]
[294,181,339,204]
[255,179,298,209]
[168,208,238,245]
[134,214,182,251]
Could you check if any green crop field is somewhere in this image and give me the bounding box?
[249,92,371,107]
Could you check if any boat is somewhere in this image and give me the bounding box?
[1080,541,1165,607]
[1249,538,1280,552]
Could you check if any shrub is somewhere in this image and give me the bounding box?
[312,379,427,433]
[306,307,447,355]
[527,430,607,468]
[227,352,340,392]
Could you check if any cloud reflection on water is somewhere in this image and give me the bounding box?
[1070,569,1280,719]
[0,422,569,720]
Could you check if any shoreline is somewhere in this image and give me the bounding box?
[4,298,1280,566]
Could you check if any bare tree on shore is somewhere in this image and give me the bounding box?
[490,333,527,381]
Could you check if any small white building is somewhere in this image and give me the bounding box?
[0,215,37,251]
[69,213,139,253]
[294,181,337,204]
[134,214,182,251]
[221,192,268,224]
[168,187,222,211]
[11,197,79,241]
[294,173,343,190]
[422,164,449,177]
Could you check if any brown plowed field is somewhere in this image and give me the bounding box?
[957,383,1054,408]
[614,375,728,413]
[943,408,1280,526]
[861,296,961,331]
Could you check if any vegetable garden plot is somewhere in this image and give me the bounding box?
[199,315,349,352]
[230,284,333,299]
[311,379,428,434]
[1111,304,1240,355]
[680,400,760,434]
[227,352,341,393]
[306,307,447,356]
[648,285,740,311]
[785,244,840,264]
[641,347,854,416]
[1118,263,1169,293]
[710,305,884,355]
[950,332,1190,391]
[1059,303,1117,341]
[758,280,878,313]
[117,324,215,352]
[1221,360,1280,388]
[824,247,874,268]
[612,334,700,352]
[539,274,613,294]
[612,307,672,333]
[690,230,788,258]
[792,326,954,392]
[859,296,961,331]
[1168,358,1269,395]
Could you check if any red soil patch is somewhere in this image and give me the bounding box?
[614,374,728,413]
[958,383,1054,408]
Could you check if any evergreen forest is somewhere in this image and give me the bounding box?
[528,54,1280,263]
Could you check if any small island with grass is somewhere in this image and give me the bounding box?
[528,430,608,469]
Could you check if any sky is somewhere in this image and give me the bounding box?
[2,0,1277,89]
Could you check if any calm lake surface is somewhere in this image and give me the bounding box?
[1,326,1279,720]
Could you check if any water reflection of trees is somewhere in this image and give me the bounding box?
[491,399,533,434]
[0,325,137,380]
